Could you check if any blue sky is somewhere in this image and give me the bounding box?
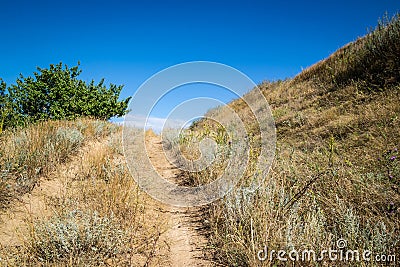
[1,0,399,130]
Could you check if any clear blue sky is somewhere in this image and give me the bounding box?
[1,0,399,128]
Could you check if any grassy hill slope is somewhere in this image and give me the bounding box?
[0,120,166,266]
[183,14,400,266]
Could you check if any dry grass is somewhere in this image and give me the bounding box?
[0,120,167,266]
[2,12,399,267]
[183,82,400,267]
[293,13,400,91]
[176,16,400,267]
[0,119,118,206]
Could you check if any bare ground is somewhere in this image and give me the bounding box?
[145,132,213,267]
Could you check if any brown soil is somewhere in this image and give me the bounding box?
[145,132,213,267]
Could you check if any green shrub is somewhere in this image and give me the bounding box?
[2,62,131,129]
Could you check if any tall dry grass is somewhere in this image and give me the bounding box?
[0,121,167,266]
[0,119,117,209]
[181,82,399,267]
[177,15,400,266]
[293,13,400,91]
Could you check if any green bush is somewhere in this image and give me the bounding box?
[0,79,15,133]
[0,79,6,132]
[2,62,131,128]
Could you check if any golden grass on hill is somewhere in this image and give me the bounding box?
[177,14,400,266]
[0,119,117,209]
[1,12,399,267]
[0,120,167,266]
[293,13,400,90]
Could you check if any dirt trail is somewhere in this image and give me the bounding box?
[0,132,213,266]
[0,139,107,247]
[145,132,213,267]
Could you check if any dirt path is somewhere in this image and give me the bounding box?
[145,132,213,267]
[0,131,213,266]
[0,139,108,247]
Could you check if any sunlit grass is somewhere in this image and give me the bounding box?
[0,120,166,266]
[177,14,400,266]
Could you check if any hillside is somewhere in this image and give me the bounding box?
[179,14,400,266]
[0,120,168,266]
[0,13,399,267]
[0,120,215,266]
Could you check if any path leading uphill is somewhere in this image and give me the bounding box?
[145,131,213,266]
[0,130,213,266]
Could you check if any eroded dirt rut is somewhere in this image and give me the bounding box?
[145,132,213,267]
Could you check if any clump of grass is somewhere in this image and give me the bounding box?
[0,171,12,210]
[91,120,119,138]
[26,210,126,264]
[378,148,399,187]
[55,127,84,153]
[164,123,234,186]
